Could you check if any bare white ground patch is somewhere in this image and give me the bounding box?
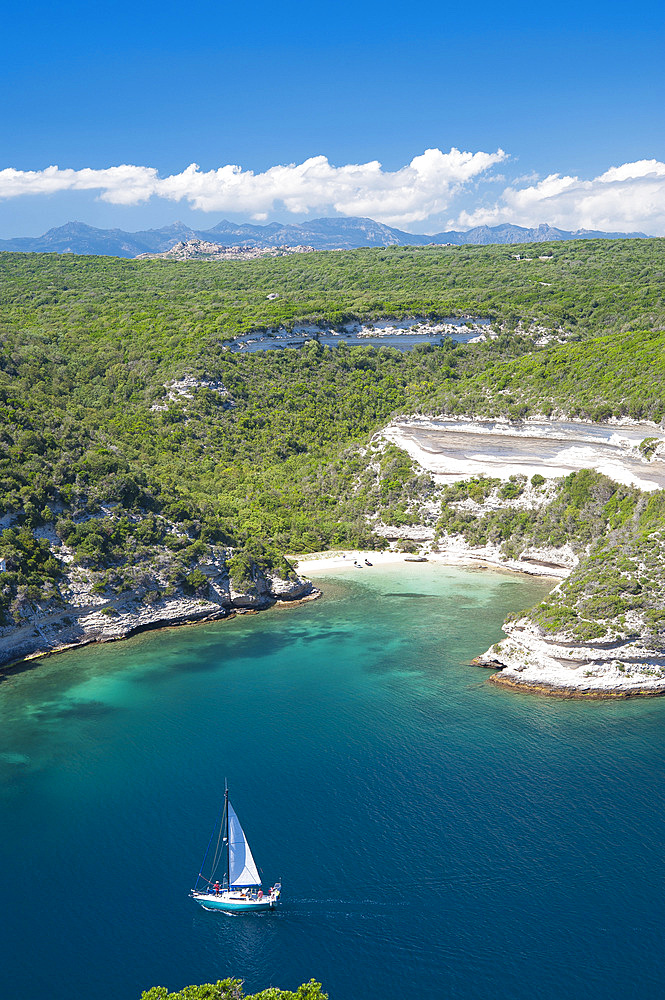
[381,417,665,491]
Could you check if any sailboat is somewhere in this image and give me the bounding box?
[190,783,281,913]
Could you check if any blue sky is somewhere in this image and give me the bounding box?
[1,0,664,236]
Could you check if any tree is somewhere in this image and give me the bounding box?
[139,978,327,1000]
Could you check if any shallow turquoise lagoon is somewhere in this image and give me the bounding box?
[1,564,664,1000]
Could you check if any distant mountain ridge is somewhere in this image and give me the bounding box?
[0,217,648,257]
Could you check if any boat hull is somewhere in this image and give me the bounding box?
[191,891,277,912]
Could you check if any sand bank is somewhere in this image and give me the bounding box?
[293,547,565,579]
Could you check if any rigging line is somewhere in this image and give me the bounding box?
[210,798,227,879]
[196,796,227,889]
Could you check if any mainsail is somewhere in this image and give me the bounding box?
[228,801,262,887]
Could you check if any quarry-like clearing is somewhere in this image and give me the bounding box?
[382,417,665,491]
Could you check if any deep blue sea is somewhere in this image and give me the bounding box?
[1,564,664,1000]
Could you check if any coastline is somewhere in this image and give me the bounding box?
[472,618,665,700]
[295,546,567,579]
[0,546,559,681]
[297,549,665,701]
[0,586,321,678]
[5,547,663,702]
[487,672,665,699]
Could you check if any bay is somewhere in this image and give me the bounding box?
[1,564,664,1000]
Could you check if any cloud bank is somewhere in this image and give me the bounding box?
[0,149,505,228]
[0,151,663,233]
[458,160,665,234]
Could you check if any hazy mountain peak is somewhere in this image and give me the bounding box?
[0,217,648,257]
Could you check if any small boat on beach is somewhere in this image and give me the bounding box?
[190,782,281,913]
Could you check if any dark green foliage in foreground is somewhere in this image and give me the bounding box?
[140,978,326,1000]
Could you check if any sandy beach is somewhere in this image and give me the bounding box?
[293,547,564,578]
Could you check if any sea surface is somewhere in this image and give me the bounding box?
[1,564,664,1000]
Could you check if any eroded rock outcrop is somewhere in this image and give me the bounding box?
[474,617,665,697]
[0,567,319,671]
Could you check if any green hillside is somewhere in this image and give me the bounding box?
[1,242,664,643]
[428,327,665,423]
[1,237,664,359]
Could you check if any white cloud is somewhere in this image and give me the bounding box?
[0,165,160,205]
[456,159,665,234]
[0,148,506,227]
[3,153,664,233]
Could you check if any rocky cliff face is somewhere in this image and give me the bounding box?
[228,568,315,608]
[474,616,665,697]
[0,564,318,670]
[365,419,665,697]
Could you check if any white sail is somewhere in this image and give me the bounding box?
[228,801,262,887]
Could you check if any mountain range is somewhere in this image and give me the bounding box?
[0,217,647,257]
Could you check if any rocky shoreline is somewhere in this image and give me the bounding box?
[473,616,665,699]
[300,544,665,701]
[6,536,665,700]
[302,545,664,699]
[0,573,320,675]
[368,414,665,700]
[486,673,665,699]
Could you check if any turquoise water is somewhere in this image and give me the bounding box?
[1,564,664,1000]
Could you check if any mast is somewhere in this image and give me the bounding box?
[224,779,230,890]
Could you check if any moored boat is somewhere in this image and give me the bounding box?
[190,782,281,913]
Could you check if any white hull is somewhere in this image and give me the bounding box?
[191,889,279,912]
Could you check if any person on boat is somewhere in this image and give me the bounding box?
[213,881,221,895]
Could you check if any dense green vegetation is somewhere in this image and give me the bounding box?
[140,978,326,1000]
[529,487,665,641]
[1,238,664,361]
[0,308,525,622]
[0,241,663,641]
[428,327,665,423]
[435,470,665,640]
